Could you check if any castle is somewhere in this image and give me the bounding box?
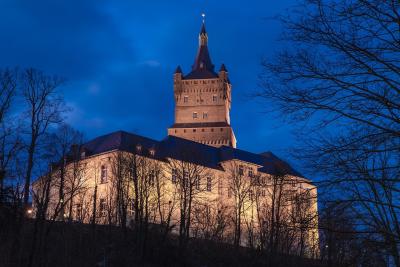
[168,22,236,148]
[32,20,319,255]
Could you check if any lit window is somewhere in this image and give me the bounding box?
[184,96,188,103]
[206,177,212,192]
[213,95,217,102]
[203,112,208,119]
[183,171,189,187]
[249,169,254,178]
[195,175,200,190]
[76,204,82,220]
[149,170,155,186]
[99,198,106,216]
[238,165,244,176]
[100,165,108,183]
[172,169,178,184]
[193,112,198,119]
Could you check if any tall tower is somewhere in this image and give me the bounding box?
[168,19,236,148]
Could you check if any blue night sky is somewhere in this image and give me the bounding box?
[0,0,299,162]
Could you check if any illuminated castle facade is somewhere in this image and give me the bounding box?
[32,21,319,256]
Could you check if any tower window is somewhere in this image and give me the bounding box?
[211,128,214,132]
[193,129,196,132]
[183,129,186,133]
[213,95,217,102]
[184,96,188,103]
[220,128,223,132]
[193,112,198,119]
[202,129,205,132]
[203,112,208,119]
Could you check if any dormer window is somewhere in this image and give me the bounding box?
[249,169,254,178]
[136,144,142,152]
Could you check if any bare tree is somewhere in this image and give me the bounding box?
[167,149,213,251]
[259,0,400,265]
[225,161,252,248]
[0,68,19,204]
[20,68,66,211]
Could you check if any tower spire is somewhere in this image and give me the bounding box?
[199,13,208,46]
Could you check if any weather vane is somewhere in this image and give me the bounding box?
[202,13,205,23]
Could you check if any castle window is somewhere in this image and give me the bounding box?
[249,169,254,178]
[184,129,186,133]
[76,204,82,219]
[195,175,200,190]
[213,95,217,102]
[183,171,189,187]
[203,112,208,119]
[184,96,188,103]
[100,165,108,184]
[172,169,178,184]
[202,129,205,132]
[99,198,106,217]
[206,177,212,192]
[211,128,214,132]
[238,165,244,176]
[261,176,266,185]
[175,129,177,133]
[149,170,155,186]
[193,129,196,132]
[193,112,198,119]
[220,128,223,132]
[261,189,266,197]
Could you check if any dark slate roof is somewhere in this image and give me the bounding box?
[184,22,218,80]
[175,65,182,74]
[170,122,230,128]
[81,131,158,157]
[220,64,227,72]
[77,130,303,177]
[156,135,222,170]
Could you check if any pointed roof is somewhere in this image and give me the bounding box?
[175,65,182,74]
[220,64,227,72]
[184,22,218,80]
[200,22,207,35]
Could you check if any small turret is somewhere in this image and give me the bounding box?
[219,64,228,80]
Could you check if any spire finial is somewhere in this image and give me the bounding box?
[201,13,205,24]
